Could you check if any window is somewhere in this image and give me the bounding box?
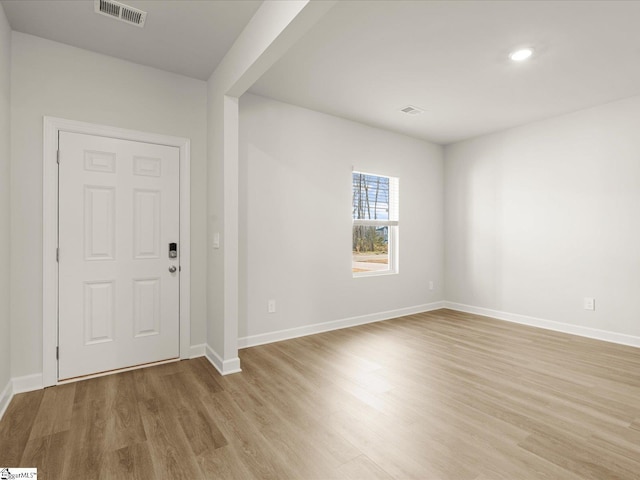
[352,171,399,276]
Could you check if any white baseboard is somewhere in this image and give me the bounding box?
[0,379,12,422]
[13,373,44,394]
[444,302,640,348]
[189,343,206,359]
[205,344,242,375]
[0,373,43,422]
[238,301,446,349]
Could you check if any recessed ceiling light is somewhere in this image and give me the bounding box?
[509,48,534,62]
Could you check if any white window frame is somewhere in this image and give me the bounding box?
[352,171,399,277]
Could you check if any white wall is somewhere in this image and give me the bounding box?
[445,94,640,339]
[0,4,11,395]
[239,93,444,341]
[10,32,208,378]
[206,88,227,359]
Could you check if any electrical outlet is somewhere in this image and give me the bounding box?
[212,232,220,249]
[583,297,595,311]
[268,299,276,313]
[429,281,434,291]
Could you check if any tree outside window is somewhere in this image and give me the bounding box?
[352,172,398,276]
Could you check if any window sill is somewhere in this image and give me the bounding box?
[352,270,398,278]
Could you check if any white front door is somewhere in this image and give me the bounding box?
[58,132,180,380]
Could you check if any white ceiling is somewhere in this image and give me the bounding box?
[1,0,261,80]
[249,1,640,145]
[3,1,640,144]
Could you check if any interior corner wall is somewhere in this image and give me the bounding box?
[238,93,444,342]
[444,94,640,339]
[0,3,12,394]
[10,32,208,378]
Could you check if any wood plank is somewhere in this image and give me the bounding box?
[199,390,292,479]
[138,394,204,479]
[27,383,76,440]
[98,442,155,480]
[104,371,147,451]
[335,454,393,479]
[0,390,44,466]
[196,444,259,480]
[60,375,117,479]
[519,432,639,480]
[161,371,227,456]
[20,430,70,480]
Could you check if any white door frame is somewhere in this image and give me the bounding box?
[43,116,191,387]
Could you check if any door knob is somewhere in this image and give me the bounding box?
[169,266,177,273]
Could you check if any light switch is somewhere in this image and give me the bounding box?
[583,297,595,311]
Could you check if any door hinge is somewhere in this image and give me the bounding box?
[56,150,60,165]
[56,346,59,360]
[56,248,59,262]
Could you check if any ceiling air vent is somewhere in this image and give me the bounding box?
[400,105,424,115]
[94,0,147,27]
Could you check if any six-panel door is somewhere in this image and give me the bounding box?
[58,132,180,380]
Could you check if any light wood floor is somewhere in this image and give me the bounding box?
[2,309,640,479]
